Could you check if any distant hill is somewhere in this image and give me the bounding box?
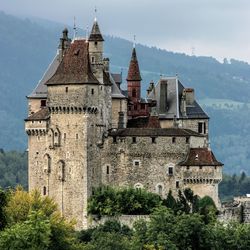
[0,11,250,174]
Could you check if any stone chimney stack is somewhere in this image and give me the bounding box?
[103,58,110,72]
[159,79,168,114]
[184,88,195,105]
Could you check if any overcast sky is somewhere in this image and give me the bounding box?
[1,0,250,63]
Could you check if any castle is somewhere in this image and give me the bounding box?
[25,18,223,229]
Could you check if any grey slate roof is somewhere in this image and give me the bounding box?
[110,73,125,99]
[28,53,60,98]
[148,76,208,120]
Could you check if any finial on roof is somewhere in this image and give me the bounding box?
[86,25,89,42]
[133,35,136,48]
[94,6,97,22]
[73,16,77,40]
[63,28,68,39]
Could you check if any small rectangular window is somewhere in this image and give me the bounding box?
[91,57,95,63]
[76,134,79,139]
[133,160,140,167]
[152,137,156,144]
[65,87,68,93]
[172,137,176,143]
[176,181,179,188]
[198,122,203,133]
[113,137,117,143]
[106,165,109,175]
[41,100,46,107]
[199,166,203,170]
[168,167,173,175]
[186,137,189,144]
[132,137,137,143]
[204,122,206,134]
[91,88,94,95]
[186,166,190,170]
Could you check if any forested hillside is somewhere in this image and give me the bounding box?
[0,11,250,174]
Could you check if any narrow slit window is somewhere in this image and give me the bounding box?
[152,137,156,143]
[176,181,179,188]
[91,89,94,95]
[168,167,173,175]
[198,122,203,133]
[172,137,176,143]
[65,87,68,93]
[106,165,109,175]
[132,137,137,143]
[43,186,46,195]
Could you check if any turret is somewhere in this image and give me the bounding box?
[88,18,104,82]
[127,47,142,103]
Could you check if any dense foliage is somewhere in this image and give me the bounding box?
[79,208,250,250]
[0,187,83,250]
[1,186,250,249]
[87,186,216,218]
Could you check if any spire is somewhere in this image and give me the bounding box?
[88,13,104,42]
[126,47,142,81]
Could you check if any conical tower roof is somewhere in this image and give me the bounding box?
[88,19,104,41]
[127,47,142,81]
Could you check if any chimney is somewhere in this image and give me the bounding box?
[103,58,110,72]
[184,88,195,105]
[181,91,187,117]
[159,79,168,113]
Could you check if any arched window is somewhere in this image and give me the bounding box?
[58,160,65,182]
[134,183,143,189]
[156,184,163,195]
[132,88,136,98]
[44,154,51,174]
[54,128,61,146]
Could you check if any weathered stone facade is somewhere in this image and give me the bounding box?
[25,19,223,229]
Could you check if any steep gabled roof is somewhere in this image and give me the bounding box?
[46,40,99,85]
[110,74,126,99]
[28,53,60,98]
[88,20,104,42]
[180,148,223,166]
[127,48,142,81]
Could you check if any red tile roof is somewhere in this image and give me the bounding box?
[180,148,223,166]
[46,40,99,85]
[126,48,142,81]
